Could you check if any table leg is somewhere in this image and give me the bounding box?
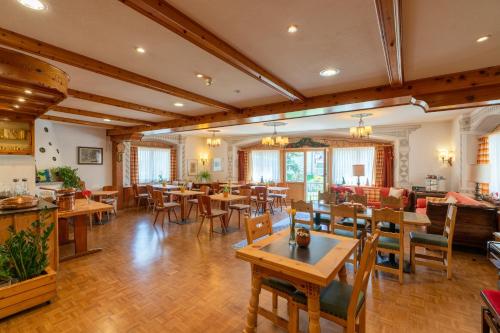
[60,214,102,262]
[244,267,262,333]
[181,196,188,222]
[306,283,321,333]
[220,201,229,229]
[58,218,70,245]
[338,264,348,283]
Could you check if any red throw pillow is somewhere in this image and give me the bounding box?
[354,187,364,195]
[416,198,426,208]
[380,187,390,198]
[483,290,500,314]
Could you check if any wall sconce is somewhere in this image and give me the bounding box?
[438,149,454,167]
[200,152,209,166]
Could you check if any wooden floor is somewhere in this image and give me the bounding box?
[0,207,496,332]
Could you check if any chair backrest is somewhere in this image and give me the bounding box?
[254,186,268,201]
[240,188,252,204]
[212,182,221,193]
[146,185,154,198]
[200,195,212,216]
[443,204,458,248]
[372,208,404,243]
[350,194,368,206]
[331,204,358,235]
[244,212,272,244]
[152,190,164,209]
[318,191,334,204]
[348,232,380,321]
[291,200,314,225]
[132,183,140,197]
[381,195,403,210]
[200,185,210,195]
[240,184,251,190]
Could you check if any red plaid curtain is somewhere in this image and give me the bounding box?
[382,146,394,187]
[477,136,489,194]
[130,146,138,185]
[170,148,177,181]
[375,147,384,187]
[237,150,248,181]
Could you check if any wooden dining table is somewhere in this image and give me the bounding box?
[153,184,180,192]
[236,229,359,333]
[168,190,203,223]
[58,199,113,261]
[208,193,247,230]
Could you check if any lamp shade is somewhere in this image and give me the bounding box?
[469,164,490,183]
[352,164,365,177]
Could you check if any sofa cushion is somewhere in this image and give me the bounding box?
[368,201,381,208]
[416,198,427,208]
[389,187,404,198]
[379,187,390,198]
[354,187,365,195]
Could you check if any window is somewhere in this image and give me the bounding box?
[286,151,304,182]
[332,147,375,186]
[489,133,500,194]
[250,150,280,182]
[138,147,170,183]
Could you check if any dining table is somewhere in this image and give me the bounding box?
[58,199,113,261]
[208,193,247,230]
[168,190,203,223]
[236,228,359,333]
[153,184,180,192]
[250,185,289,192]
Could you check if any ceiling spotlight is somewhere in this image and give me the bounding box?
[319,68,340,77]
[135,46,146,53]
[103,118,111,122]
[288,25,298,34]
[196,73,204,78]
[173,102,184,107]
[17,97,26,102]
[204,78,213,86]
[17,0,46,11]
[476,35,491,43]
[24,89,33,95]
[13,104,20,109]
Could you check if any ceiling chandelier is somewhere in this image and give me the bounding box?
[261,122,289,147]
[207,130,221,148]
[349,113,373,139]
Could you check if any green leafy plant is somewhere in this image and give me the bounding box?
[53,166,81,189]
[197,170,211,182]
[0,210,54,282]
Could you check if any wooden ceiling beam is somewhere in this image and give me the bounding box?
[0,110,36,121]
[374,0,403,86]
[50,105,156,125]
[0,27,237,112]
[67,89,190,119]
[39,114,124,129]
[108,65,500,136]
[119,0,305,102]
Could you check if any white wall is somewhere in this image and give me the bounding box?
[409,121,453,190]
[0,155,36,194]
[183,136,230,181]
[35,120,112,190]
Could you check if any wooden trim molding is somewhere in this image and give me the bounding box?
[119,0,305,102]
[374,0,403,86]
[51,105,155,125]
[67,89,191,119]
[39,114,124,129]
[0,27,237,112]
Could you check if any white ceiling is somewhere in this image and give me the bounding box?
[0,0,498,129]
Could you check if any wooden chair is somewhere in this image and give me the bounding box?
[152,190,180,227]
[289,232,380,333]
[229,188,252,229]
[269,182,288,211]
[291,200,314,229]
[254,186,274,216]
[380,195,403,210]
[197,195,228,239]
[101,185,117,220]
[372,208,405,284]
[211,182,221,194]
[410,204,457,279]
[331,204,365,272]
[132,183,148,210]
[317,191,336,231]
[350,193,368,206]
[145,185,156,212]
[187,185,210,220]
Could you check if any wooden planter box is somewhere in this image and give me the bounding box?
[0,268,57,319]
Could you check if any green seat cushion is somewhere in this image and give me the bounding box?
[333,228,363,239]
[295,223,312,230]
[319,214,331,223]
[295,212,312,222]
[378,236,400,250]
[409,231,448,247]
[293,280,364,320]
[340,218,367,228]
[262,278,296,295]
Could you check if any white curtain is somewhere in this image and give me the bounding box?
[250,150,280,182]
[138,147,171,183]
[332,147,375,185]
[489,133,500,194]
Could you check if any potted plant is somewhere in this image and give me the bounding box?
[296,228,311,248]
[52,166,81,211]
[222,184,230,198]
[197,170,211,183]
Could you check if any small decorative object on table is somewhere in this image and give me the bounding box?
[180,185,186,193]
[296,228,311,248]
[287,208,297,245]
[223,184,230,198]
[82,189,92,204]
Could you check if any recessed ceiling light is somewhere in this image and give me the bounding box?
[319,68,340,77]
[173,102,184,107]
[13,104,20,109]
[24,89,33,95]
[17,0,46,11]
[17,97,26,102]
[476,35,491,43]
[103,118,111,122]
[135,47,146,54]
[196,73,204,78]
[288,25,298,34]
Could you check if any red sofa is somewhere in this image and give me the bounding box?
[330,185,411,211]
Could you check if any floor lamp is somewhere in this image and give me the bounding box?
[353,164,365,187]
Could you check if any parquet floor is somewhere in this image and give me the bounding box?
[0,208,496,332]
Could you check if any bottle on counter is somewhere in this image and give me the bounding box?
[21,178,28,195]
[11,178,19,196]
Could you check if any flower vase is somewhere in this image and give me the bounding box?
[289,219,296,246]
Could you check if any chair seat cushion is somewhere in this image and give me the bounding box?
[409,231,448,247]
[319,213,331,223]
[339,218,367,228]
[163,202,180,208]
[262,278,296,295]
[295,212,312,221]
[229,204,250,210]
[378,236,400,250]
[293,280,364,320]
[333,228,363,239]
[137,193,148,198]
[187,198,198,204]
[210,209,228,217]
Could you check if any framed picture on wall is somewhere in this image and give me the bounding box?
[212,157,223,172]
[187,159,198,176]
[77,146,103,165]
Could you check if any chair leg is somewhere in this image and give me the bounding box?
[446,249,452,280]
[358,305,366,333]
[167,210,171,224]
[288,302,299,333]
[399,250,404,284]
[353,247,357,273]
[209,217,214,239]
[197,216,205,237]
[173,209,179,223]
[228,209,234,222]
[238,210,241,229]
[187,203,193,218]
[410,244,416,273]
